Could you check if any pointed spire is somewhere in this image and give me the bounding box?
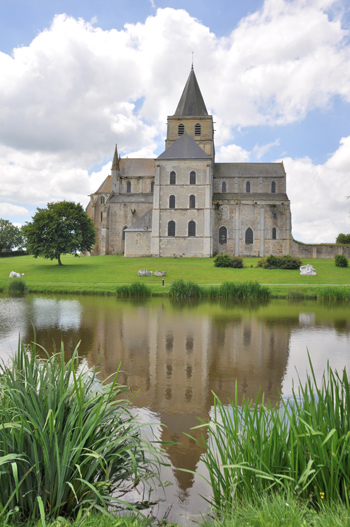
[174,68,208,116]
[111,144,119,170]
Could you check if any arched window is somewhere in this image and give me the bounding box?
[122,226,127,241]
[189,195,196,209]
[101,196,105,204]
[194,123,201,136]
[245,228,253,244]
[246,181,251,193]
[127,181,131,193]
[170,171,176,185]
[222,181,227,193]
[178,123,185,135]
[188,221,196,237]
[190,171,196,184]
[151,181,154,193]
[168,220,175,237]
[169,195,175,209]
[272,228,277,240]
[271,181,276,193]
[219,226,227,244]
[101,212,103,223]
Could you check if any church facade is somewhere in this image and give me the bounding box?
[87,68,292,258]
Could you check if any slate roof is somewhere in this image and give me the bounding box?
[125,209,153,232]
[96,175,112,193]
[174,68,208,116]
[214,163,285,178]
[119,158,155,177]
[157,132,210,160]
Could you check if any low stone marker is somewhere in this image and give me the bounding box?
[300,264,316,276]
[9,271,21,278]
[138,269,152,276]
[154,271,166,277]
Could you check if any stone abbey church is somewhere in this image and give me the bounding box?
[87,67,292,258]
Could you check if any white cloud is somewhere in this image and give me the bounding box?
[253,139,280,160]
[0,203,29,216]
[285,135,350,243]
[216,144,250,162]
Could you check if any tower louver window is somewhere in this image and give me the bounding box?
[178,123,185,135]
[195,123,201,135]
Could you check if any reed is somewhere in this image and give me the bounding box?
[0,338,161,522]
[189,357,350,511]
[317,286,350,301]
[169,280,270,300]
[7,279,27,294]
[116,282,152,297]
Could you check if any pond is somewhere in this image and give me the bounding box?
[1,293,350,523]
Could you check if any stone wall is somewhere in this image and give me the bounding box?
[290,239,350,259]
[124,230,151,257]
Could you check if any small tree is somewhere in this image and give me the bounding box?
[23,201,96,266]
[0,219,24,252]
[336,234,350,245]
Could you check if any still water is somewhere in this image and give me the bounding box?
[1,294,350,523]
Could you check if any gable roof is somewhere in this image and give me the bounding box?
[157,132,210,160]
[174,67,208,116]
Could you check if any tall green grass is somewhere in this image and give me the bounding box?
[169,280,270,300]
[116,282,152,297]
[7,279,27,294]
[317,286,350,301]
[189,358,350,511]
[0,338,161,522]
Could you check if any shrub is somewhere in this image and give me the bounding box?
[0,338,160,521]
[218,281,270,300]
[7,279,27,294]
[257,254,302,269]
[214,254,233,267]
[336,233,350,244]
[214,254,243,268]
[0,250,26,258]
[335,254,348,268]
[231,257,243,269]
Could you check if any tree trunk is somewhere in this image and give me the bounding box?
[58,254,62,266]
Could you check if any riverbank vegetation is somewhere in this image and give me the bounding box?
[169,279,270,299]
[1,254,350,298]
[0,339,161,523]
[190,358,350,514]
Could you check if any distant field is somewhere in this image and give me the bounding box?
[1,254,349,295]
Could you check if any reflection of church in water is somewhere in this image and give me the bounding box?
[80,300,291,501]
[27,298,292,500]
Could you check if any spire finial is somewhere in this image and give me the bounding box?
[191,51,194,70]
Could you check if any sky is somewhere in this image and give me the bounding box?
[1,0,350,243]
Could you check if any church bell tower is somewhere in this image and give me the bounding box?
[165,66,214,161]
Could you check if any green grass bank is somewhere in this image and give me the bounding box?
[1,254,350,298]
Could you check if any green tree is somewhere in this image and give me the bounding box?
[0,219,24,252]
[23,201,96,266]
[336,233,350,244]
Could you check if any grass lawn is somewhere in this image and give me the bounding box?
[1,254,349,296]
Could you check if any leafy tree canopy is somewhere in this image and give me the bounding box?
[336,233,350,244]
[0,219,24,252]
[23,201,96,265]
